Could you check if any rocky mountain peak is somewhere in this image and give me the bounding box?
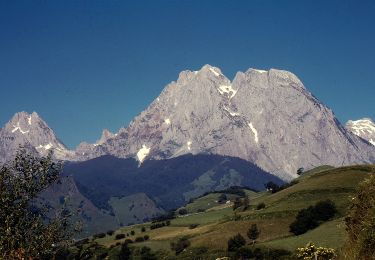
[97,129,115,145]
[93,65,374,180]
[346,118,375,146]
[0,111,73,164]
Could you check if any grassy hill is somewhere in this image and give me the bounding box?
[68,164,375,259]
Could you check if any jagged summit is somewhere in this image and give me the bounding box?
[96,129,116,145]
[346,118,375,146]
[0,111,74,163]
[1,66,374,180]
[76,65,374,180]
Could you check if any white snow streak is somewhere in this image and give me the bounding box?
[28,116,32,125]
[187,141,192,151]
[164,118,171,125]
[252,69,267,73]
[11,122,29,134]
[349,119,375,135]
[223,106,240,117]
[248,122,259,143]
[209,67,220,77]
[218,85,238,99]
[137,144,150,163]
[36,143,53,150]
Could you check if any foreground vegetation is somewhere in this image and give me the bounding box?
[66,164,375,259]
[1,152,374,259]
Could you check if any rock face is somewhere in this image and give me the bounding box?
[346,118,375,146]
[78,65,375,180]
[0,112,75,164]
[1,65,374,180]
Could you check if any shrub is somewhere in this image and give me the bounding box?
[178,208,188,215]
[256,202,266,210]
[170,237,191,255]
[141,226,146,232]
[0,151,74,259]
[135,236,145,242]
[189,224,199,229]
[115,234,125,240]
[130,230,135,236]
[132,246,157,260]
[144,235,150,241]
[233,197,242,210]
[296,242,336,259]
[93,233,106,239]
[234,247,254,259]
[227,233,246,252]
[247,224,260,245]
[124,239,133,244]
[150,222,167,230]
[197,208,205,213]
[290,200,336,235]
[106,230,114,236]
[344,175,375,259]
[218,193,227,204]
[265,181,281,193]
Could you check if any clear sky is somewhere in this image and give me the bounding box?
[0,0,374,148]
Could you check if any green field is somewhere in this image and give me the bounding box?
[72,164,375,259]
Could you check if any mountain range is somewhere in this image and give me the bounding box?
[1,65,374,180]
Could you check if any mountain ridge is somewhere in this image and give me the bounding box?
[1,65,374,180]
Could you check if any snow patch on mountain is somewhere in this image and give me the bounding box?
[187,141,192,151]
[209,67,220,77]
[137,145,150,163]
[164,118,171,125]
[346,118,375,146]
[248,122,259,143]
[218,85,237,99]
[12,122,29,134]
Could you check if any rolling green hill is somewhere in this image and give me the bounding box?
[68,164,375,259]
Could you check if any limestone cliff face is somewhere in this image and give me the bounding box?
[1,65,374,180]
[77,65,375,180]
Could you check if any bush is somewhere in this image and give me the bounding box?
[233,197,242,210]
[0,151,73,259]
[265,181,281,193]
[218,193,227,204]
[135,236,145,242]
[124,239,133,244]
[290,200,337,235]
[296,242,336,259]
[141,226,146,232]
[93,233,106,239]
[227,233,246,252]
[144,235,150,241]
[106,230,114,236]
[132,246,157,260]
[115,234,125,240]
[234,247,254,259]
[170,237,191,255]
[256,202,266,210]
[189,224,199,229]
[130,230,135,236]
[197,208,205,213]
[247,224,260,245]
[344,175,375,259]
[150,222,167,230]
[178,208,188,215]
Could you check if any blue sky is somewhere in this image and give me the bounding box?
[0,0,374,148]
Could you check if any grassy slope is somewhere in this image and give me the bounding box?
[91,165,374,256]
